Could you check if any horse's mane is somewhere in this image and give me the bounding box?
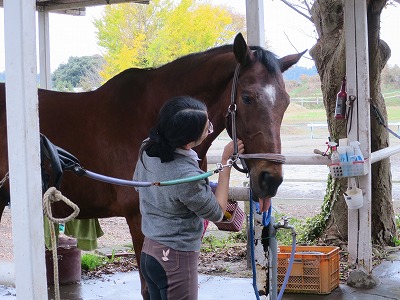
[101,43,280,86]
[250,46,280,74]
[170,44,280,74]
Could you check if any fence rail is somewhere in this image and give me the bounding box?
[291,93,400,106]
[306,122,400,139]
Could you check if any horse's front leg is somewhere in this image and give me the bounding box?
[0,188,9,223]
[0,201,6,223]
[125,212,149,300]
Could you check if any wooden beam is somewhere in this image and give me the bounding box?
[38,0,149,11]
[0,0,150,15]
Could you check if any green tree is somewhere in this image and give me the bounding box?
[94,0,245,81]
[51,55,105,91]
[382,64,400,88]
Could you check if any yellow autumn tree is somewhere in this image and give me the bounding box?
[94,0,245,81]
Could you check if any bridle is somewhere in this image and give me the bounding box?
[225,64,286,174]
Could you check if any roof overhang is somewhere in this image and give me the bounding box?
[0,0,150,16]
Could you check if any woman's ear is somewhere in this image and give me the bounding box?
[183,141,195,149]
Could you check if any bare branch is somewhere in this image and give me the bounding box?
[283,31,313,62]
[280,0,313,22]
[303,0,312,12]
[283,31,299,52]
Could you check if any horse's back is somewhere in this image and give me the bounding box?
[1,81,146,217]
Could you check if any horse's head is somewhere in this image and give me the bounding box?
[230,33,305,212]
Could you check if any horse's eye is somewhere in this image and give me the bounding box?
[242,95,251,104]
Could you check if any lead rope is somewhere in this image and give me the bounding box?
[42,187,80,300]
[228,64,249,173]
[0,171,9,189]
[371,102,400,139]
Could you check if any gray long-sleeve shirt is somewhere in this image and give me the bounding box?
[133,148,223,251]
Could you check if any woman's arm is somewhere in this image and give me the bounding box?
[214,139,244,212]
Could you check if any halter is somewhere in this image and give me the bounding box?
[226,64,286,173]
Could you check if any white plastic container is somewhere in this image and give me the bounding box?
[346,145,355,162]
[337,146,348,162]
[344,178,363,209]
[350,141,364,161]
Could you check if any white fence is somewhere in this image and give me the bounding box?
[306,122,400,139]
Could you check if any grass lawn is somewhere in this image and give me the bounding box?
[283,101,400,125]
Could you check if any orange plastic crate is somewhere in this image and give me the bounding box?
[277,246,340,294]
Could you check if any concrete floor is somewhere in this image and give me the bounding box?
[1,251,399,300]
[283,251,400,300]
[0,273,255,300]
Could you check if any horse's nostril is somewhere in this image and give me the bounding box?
[259,172,283,196]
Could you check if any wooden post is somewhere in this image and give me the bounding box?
[4,0,48,298]
[246,0,265,47]
[245,0,268,295]
[344,0,373,273]
[38,9,52,89]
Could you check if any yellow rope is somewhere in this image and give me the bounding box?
[43,187,80,300]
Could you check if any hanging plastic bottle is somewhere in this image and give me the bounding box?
[330,145,340,164]
[350,141,364,161]
[334,76,347,119]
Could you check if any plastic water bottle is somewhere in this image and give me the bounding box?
[350,141,364,161]
[346,145,355,162]
[337,146,348,162]
[331,146,340,164]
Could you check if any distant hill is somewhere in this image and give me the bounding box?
[283,65,318,81]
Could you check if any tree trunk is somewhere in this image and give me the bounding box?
[367,0,396,245]
[308,0,395,246]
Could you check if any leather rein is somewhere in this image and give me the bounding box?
[225,64,286,173]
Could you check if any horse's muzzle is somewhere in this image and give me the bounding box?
[258,171,283,198]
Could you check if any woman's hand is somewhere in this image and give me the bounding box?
[215,139,244,213]
[221,139,245,163]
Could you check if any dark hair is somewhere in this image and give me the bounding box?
[141,96,208,163]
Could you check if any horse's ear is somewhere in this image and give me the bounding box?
[279,50,307,72]
[233,33,254,67]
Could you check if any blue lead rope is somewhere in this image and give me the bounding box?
[254,201,272,227]
[250,193,273,299]
[249,195,261,300]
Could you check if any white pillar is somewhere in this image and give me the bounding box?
[0,262,15,286]
[4,0,48,298]
[245,0,267,295]
[344,0,372,273]
[38,10,52,89]
[246,0,265,47]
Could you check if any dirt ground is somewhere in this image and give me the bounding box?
[0,205,317,279]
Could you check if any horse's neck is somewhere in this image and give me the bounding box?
[166,56,235,160]
[161,53,235,97]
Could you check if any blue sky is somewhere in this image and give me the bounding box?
[0,1,399,72]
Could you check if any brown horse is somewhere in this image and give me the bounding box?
[0,33,304,299]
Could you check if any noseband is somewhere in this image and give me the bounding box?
[225,64,286,174]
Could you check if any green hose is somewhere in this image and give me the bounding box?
[156,171,215,186]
